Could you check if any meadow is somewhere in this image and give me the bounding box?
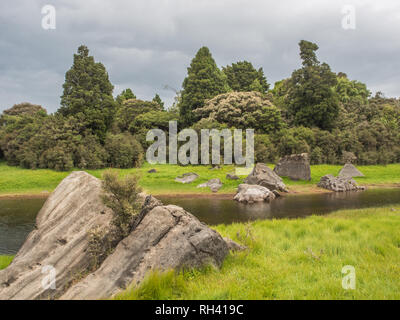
[114,205,400,300]
[1,161,399,197]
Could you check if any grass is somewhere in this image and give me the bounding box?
[0,161,399,197]
[0,256,13,270]
[115,206,400,300]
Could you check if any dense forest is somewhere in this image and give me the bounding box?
[0,40,399,171]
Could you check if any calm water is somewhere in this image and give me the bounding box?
[1,188,400,255]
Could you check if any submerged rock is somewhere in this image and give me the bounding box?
[273,153,311,181]
[197,178,223,193]
[0,171,233,300]
[244,163,288,192]
[317,174,366,192]
[234,184,276,203]
[338,163,365,178]
[175,172,199,184]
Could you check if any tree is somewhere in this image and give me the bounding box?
[179,47,229,126]
[223,61,269,93]
[3,103,47,116]
[116,88,136,104]
[195,91,284,133]
[286,40,339,130]
[59,45,116,142]
[152,94,164,108]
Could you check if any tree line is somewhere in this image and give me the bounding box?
[0,41,399,171]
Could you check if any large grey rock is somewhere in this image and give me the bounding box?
[244,163,288,192]
[338,163,365,178]
[175,172,199,184]
[61,205,228,300]
[0,171,114,300]
[0,172,232,300]
[197,178,223,193]
[317,174,366,192]
[273,153,311,181]
[234,184,276,203]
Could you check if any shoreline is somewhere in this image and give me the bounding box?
[1,183,399,200]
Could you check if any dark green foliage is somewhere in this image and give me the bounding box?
[59,45,116,142]
[179,47,229,126]
[101,170,142,238]
[105,133,144,168]
[116,88,136,105]
[223,61,269,93]
[114,99,163,133]
[286,40,339,130]
[152,94,165,108]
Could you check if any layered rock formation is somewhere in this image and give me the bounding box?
[273,153,311,181]
[0,171,231,300]
[244,163,288,192]
[318,174,366,192]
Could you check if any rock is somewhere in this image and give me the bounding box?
[244,163,288,192]
[273,153,311,181]
[338,163,365,178]
[234,184,276,203]
[197,178,223,193]
[0,172,232,300]
[226,173,239,180]
[61,205,229,300]
[175,173,199,184]
[317,174,366,192]
[0,171,114,300]
[148,168,157,173]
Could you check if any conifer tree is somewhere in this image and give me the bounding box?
[59,45,116,142]
[179,47,229,126]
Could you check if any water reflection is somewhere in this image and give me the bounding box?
[1,188,400,254]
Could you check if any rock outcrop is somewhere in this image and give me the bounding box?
[197,178,223,193]
[234,184,276,203]
[273,153,311,181]
[61,205,228,300]
[338,163,365,178]
[0,171,232,300]
[244,163,288,192]
[317,174,366,192]
[175,173,199,184]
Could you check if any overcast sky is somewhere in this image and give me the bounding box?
[0,0,399,113]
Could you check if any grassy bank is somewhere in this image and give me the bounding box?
[1,161,400,197]
[115,205,400,300]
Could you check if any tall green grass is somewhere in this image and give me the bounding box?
[115,206,400,300]
[1,161,399,196]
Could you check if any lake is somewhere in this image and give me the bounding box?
[1,188,400,255]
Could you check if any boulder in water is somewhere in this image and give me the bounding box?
[234,184,276,203]
[244,163,288,192]
[273,153,311,181]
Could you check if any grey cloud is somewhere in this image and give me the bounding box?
[0,0,399,112]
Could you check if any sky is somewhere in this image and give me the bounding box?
[0,0,399,113]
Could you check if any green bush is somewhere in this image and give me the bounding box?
[105,133,144,168]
